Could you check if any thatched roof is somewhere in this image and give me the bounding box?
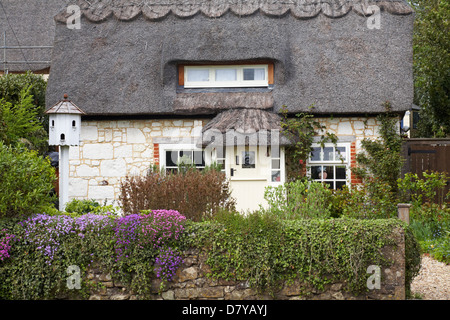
[203,108,282,134]
[54,0,413,22]
[0,0,68,72]
[174,92,274,115]
[46,0,414,116]
[198,109,291,147]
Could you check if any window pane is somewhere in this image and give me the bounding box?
[216,159,225,170]
[336,181,346,190]
[254,68,265,80]
[187,69,209,82]
[322,166,334,180]
[336,165,346,179]
[193,151,205,166]
[272,159,280,170]
[215,69,237,81]
[178,150,193,165]
[311,166,322,180]
[243,69,254,81]
[166,151,178,167]
[272,170,281,182]
[323,147,334,161]
[242,151,255,168]
[216,146,225,159]
[243,68,265,81]
[336,147,346,161]
[310,147,321,161]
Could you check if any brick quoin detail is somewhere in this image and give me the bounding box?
[350,141,363,185]
[153,143,160,166]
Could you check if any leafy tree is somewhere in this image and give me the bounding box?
[0,141,57,218]
[0,71,47,120]
[0,88,48,153]
[408,0,450,137]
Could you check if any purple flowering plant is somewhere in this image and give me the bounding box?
[0,229,16,262]
[0,209,187,298]
[154,246,183,282]
[112,210,186,282]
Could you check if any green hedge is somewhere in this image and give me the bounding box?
[183,215,421,297]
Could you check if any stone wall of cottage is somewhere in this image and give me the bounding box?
[68,119,207,205]
[67,116,389,205]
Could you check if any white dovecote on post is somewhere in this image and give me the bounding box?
[45,94,86,211]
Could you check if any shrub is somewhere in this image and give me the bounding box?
[63,198,120,217]
[330,180,398,220]
[263,180,333,220]
[0,142,57,218]
[120,167,236,221]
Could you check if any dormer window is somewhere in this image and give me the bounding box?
[180,63,273,88]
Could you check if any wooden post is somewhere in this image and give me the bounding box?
[397,203,411,224]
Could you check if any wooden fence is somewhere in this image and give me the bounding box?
[401,138,450,204]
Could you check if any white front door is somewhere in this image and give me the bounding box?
[224,145,284,213]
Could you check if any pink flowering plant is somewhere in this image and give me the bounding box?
[0,229,15,262]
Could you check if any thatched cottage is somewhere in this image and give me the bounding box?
[2,0,415,211]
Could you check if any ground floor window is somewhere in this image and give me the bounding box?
[307,143,350,190]
[160,144,206,173]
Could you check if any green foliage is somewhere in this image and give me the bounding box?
[398,171,449,207]
[330,181,398,219]
[0,207,422,300]
[279,105,337,181]
[0,88,48,153]
[0,142,57,218]
[407,0,450,137]
[398,171,450,263]
[63,198,120,217]
[187,214,420,296]
[353,102,404,194]
[0,72,47,114]
[263,180,333,220]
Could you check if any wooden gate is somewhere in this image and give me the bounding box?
[401,139,450,204]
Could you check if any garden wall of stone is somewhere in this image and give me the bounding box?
[84,227,406,300]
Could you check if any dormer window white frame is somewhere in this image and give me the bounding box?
[182,64,271,88]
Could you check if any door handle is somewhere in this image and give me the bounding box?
[230,168,237,176]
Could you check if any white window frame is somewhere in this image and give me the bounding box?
[159,144,209,173]
[269,146,285,185]
[184,64,269,88]
[307,143,350,190]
